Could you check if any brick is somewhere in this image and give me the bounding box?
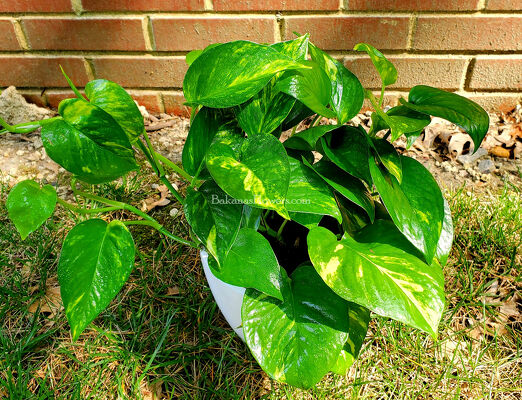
[344,56,467,90]
[361,92,404,111]
[486,0,522,11]
[129,91,163,113]
[163,91,191,117]
[469,58,522,90]
[82,0,204,11]
[152,17,275,51]
[349,0,480,10]
[413,16,522,51]
[0,0,72,12]
[284,17,410,51]
[0,19,20,51]
[23,18,147,51]
[213,0,338,11]
[0,57,88,87]
[465,94,522,112]
[19,91,47,108]
[92,57,188,88]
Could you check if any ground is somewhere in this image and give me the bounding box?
[0,91,521,399]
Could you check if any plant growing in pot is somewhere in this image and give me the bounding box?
[2,35,489,389]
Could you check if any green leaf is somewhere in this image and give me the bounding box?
[370,105,432,142]
[7,180,57,240]
[184,181,242,265]
[354,43,397,87]
[210,228,284,300]
[41,118,138,184]
[435,198,454,266]
[275,60,336,119]
[320,126,372,184]
[369,155,444,263]
[241,205,262,230]
[371,138,402,183]
[85,79,144,142]
[289,212,323,229]
[281,100,315,131]
[335,193,371,236]
[58,98,134,159]
[285,157,341,222]
[402,85,489,151]
[235,86,295,137]
[182,107,223,176]
[242,264,368,389]
[284,124,340,151]
[58,219,135,340]
[309,44,364,124]
[183,41,307,108]
[308,225,445,337]
[303,159,375,222]
[185,43,222,66]
[270,34,309,61]
[206,132,290,219]
[331,307,370,375]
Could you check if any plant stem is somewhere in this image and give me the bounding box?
[0,116,42,134]
[71,185,197,248]
[260,213,279,238]
[310,114,321,127]
[378,86,386,108]
[57,197,121,214]
[143,131,165,177]
[154,152,193,182]
[276,220,288,240]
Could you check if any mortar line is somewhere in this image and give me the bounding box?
[12,19,30,50]
[83,57,95,80]
[204,0,213,11]
[461,57,475,91]
[157,92,166,114]
[407,13,417,51]
[70,0,83,15]
[142,16,155,51]
[275,13,283,42]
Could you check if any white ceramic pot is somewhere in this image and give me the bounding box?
[200,250,246,341]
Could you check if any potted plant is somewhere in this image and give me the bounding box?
[1,35,489,389]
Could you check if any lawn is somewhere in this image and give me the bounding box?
[0,169,520,399]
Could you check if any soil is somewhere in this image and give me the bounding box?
[0,87,520,199]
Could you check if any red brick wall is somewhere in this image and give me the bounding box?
[0,0,520,115]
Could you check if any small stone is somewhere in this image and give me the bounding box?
[477,159,495,174]
[169,207,180,217]
[16,150,25,156]
[456,147,488,166]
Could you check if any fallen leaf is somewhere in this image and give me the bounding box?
[166,286,180,296]
[489,146,511,158]
[142,185,171,212]
[28,284,62,317]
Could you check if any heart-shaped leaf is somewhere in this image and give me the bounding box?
[184,180,242,265]
[369,155,444,263]
[303,159,375,222]
[275,60,336,119]
[371,105,431,142]
[270,34,309,61]
[371,138,402,183]
[320,126,372,184]
[7,180,57,240]
[183,41,307,108]
[289,212,323,229]
[402,85,489,151]
[206,132,290,219]
[285,157,341,222]
[58,219,135,340]
[41,118,138,184]
[85,79,144,142]
[242,264,369,389]
[354,43,397,87]
[308,224,445,337]
[182,107,224,176]
[310,44,364,124]
[209,228,284,300]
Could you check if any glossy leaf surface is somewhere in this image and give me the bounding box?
[206,132,290,219]
[371,105,432,142]
[183,41,306,108]
[403,85,489,150]
[270,35,309,61]
[58,219,135,340]
[308,225,445,337]
[7,180,57,240]
[182,107,223,176]
[242,265,366,388]
[289,212,323,229]
[184,181,242,265]
[85,79,144,142]
[370,155,444,263]
[284,125,340,151]
[354,43,397,87]
[320,126,372,184]
[275,61,336,118]
[41,118,138,184]
[435,198,454,266]
[371,138,402,183]
[303,159,375,222]
[285,157,341,222]
[211,228,284,300]
[309,44,364,124]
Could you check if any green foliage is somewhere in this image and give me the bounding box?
[3,36,489,390]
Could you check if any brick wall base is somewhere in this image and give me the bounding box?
[0,0,520,114]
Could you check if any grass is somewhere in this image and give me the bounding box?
[0,173,521,399]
